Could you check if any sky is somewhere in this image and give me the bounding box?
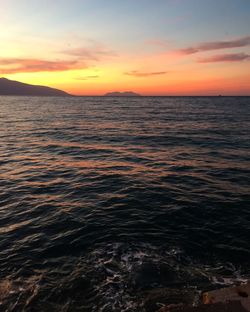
[0,0,250,95]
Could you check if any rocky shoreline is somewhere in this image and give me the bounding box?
[146,283,250,312]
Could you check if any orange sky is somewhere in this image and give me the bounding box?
[0,0,250,95]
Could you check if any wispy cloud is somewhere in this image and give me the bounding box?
[75,75,100,80]
[198,53,250,63]
[180,36,250,54]
[0,40,117,74]
[0,58,87,74]
[62,44,116,61]
[145,39,170,49]
[125,70,167,77]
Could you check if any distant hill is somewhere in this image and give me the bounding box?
[104,91,141,97]
[0,78,71,96]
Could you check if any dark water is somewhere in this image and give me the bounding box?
[0,96,249,311]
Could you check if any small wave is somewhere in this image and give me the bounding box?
[0,96,249,311]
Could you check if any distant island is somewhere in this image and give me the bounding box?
[104,91,141,97]
[0,78,71,96]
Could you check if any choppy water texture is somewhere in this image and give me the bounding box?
[0,96,250,311]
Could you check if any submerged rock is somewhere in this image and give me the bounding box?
[157,283,250,312]
[157,301,248,311]
[133,262,178,290]
[142,287,197,312]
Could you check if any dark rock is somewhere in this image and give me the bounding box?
[203,283,250,311]
[104,91,141,97]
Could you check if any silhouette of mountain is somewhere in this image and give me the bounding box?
[104,91,141,97]
[0,78,71,96]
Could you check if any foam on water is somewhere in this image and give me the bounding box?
[0,242,249,311]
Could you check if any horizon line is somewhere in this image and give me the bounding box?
[1,94,249,97]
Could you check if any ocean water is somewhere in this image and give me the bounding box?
[0,96,249,311]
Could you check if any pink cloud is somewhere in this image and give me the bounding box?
[0,58,87,74]
[125,70,168,77]
[0,41,116,74]
[180,36,250,54]
[198,53,250,63]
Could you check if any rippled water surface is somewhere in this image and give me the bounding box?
[0,96,249,311]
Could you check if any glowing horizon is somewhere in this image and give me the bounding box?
[1,0,250,96]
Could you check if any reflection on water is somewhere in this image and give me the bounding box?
[0,96,249,311]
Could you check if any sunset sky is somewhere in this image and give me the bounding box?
[1,0,250,95]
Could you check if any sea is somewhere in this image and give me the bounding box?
[0,96,249,312]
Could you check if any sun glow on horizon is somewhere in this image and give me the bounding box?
[0,0,250,95]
